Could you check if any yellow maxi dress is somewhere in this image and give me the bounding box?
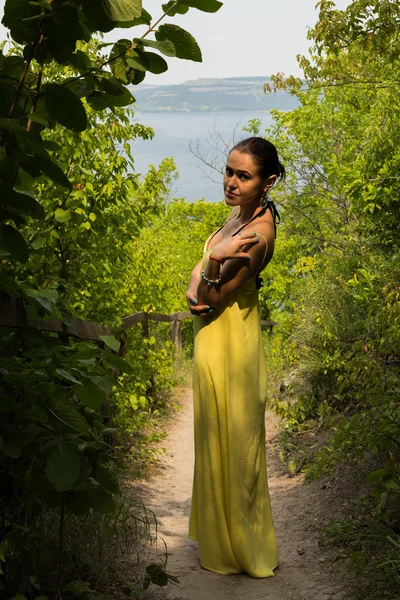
[189,234,279,578]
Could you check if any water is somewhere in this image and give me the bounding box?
[130,112,274,203]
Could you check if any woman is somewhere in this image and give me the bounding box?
[186,137,284,578]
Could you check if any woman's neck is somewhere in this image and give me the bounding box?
[236,201,263,223]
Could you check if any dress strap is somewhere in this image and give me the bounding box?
[231,204,268,238]
[203,209,240,253]
[252,232,269,290]
[231,200,280,239]
[203,233,215,254]
[253,232,269,262]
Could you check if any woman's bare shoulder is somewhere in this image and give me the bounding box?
[251,211,275,242]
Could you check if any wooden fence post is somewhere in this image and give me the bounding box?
[171,319,182,357]
[142,313,150,339]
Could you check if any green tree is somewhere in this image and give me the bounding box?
[0,1,224,596]
[263,2,400,594]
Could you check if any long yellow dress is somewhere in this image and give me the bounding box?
[189,234,279,578]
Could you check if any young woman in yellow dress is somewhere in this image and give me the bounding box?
[186,137,285,578]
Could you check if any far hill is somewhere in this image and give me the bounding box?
[132,77,298,113]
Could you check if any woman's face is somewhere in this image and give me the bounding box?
[224,150,269,208]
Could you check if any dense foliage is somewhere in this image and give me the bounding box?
[260,1,400,596]
[0,1,223,598]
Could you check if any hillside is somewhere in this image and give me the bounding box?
[132,76,299,112]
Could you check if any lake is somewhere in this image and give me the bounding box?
[130,112,274,203]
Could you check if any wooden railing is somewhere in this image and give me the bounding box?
[0,292,277,351]
[0,291,278,424]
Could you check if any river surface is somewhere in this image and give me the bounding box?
[130,111,275,203]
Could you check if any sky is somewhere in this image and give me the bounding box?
[0,0,351,85]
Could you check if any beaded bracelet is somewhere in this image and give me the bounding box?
[201,270,221,286]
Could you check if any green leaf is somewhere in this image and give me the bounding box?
[366,468,390,483]
[126,55,148,72]
[156,24,202,62]
[35,154,71,189]
[116,7,151,26]
[105,87,135,107]
[94,465,120,493]
[20,424,40,446]
[0,82,17,119]
[64,581,93,595]
[178,0,223,12]
[146,564,169,586]
[144,52,168,74]
[86,487,116,513]
[82,0,114,32]
[44,83,87,132]
[0,223,29,263]
[19,156,42,180]
[130,69,146,85]
[95,75,126,96]
[2,426,23,458]
[46,397,89,436]
[0,272,20,296]
[45,441,81,491]
[0,55,25,77]
[104,354,134,374]
[89,376,115,392]
[56,368,82,385]
[75,381,105,409]
[74,348,100,360]
[35,296,53,312]
[32,287,58,302]
[70,50,93,71]
[140,38,176,57]
[28,112,49,127]
[2,0,42,44]
[54,208,72,222]
[162,1,189,16]
[101,0,142,21]
[109,41,131,84]
[37,382,56,396]
[100,335,120,352]
[0,182,45,220]
[86,92,110,111]
[67,491,90,516]
[42,140,61,152]
[31,234,47,250]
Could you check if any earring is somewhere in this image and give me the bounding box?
[260,191,268,208]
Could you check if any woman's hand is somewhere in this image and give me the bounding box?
[186,290,214,318]
[209,230,259,263]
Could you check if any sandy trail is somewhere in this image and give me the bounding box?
[132,390,346,600]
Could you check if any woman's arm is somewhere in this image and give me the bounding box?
[187,260,202,296]
[186,260,214,317]
[196,224,274,308]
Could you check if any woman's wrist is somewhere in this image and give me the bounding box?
[209,249,224,264]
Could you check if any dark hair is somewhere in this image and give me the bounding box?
[231,137,285,182]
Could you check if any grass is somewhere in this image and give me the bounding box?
[322,511,400,600]
[2,495,169,600]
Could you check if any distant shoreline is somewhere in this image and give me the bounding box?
[134,108,276,114]
[132,76,299,114]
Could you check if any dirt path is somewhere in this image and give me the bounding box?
[132,390,347,600]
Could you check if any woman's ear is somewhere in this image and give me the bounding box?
[264,174,277,192]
